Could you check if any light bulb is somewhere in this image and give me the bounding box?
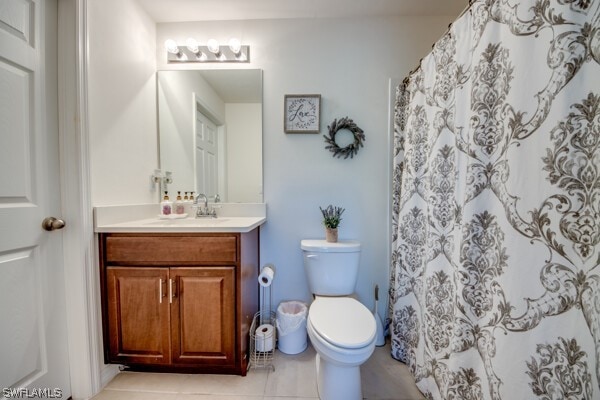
[228,38,241,55]
[164,39,180,55]
[207,39,220,54]
[186,38,199,54]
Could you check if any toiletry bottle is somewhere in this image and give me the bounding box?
[183,192,189,202]
[161,191,172,216]
[175,191,185,214]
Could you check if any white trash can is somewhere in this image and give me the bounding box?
[276,301,308,354]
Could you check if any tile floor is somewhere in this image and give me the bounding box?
[92,341,425,400]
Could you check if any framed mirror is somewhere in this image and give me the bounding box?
[157,69,263,203]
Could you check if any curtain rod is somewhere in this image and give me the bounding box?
[405,0,474,80]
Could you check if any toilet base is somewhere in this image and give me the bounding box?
[315,354,362,400]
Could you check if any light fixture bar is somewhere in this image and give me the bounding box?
[166,44,250,63]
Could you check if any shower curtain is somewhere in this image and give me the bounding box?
[390,0,600,399]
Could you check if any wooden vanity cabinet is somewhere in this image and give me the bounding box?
[99,231,259,375]
[170,266,235,366]
[105,267,171,365]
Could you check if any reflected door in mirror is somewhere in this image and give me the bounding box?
[195,110,218,196]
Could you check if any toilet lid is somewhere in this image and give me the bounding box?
[308,297,376,349]
[301,239,361,253]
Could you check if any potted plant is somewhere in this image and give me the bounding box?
[320,205,345,243]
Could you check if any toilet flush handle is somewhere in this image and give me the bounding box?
[306,254,318,259]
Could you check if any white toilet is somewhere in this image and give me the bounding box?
[301,239,376,400]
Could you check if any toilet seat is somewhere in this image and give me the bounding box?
[308,297,376,349]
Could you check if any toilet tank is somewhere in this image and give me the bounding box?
[301,240,361,296]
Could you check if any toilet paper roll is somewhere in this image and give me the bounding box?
[258,265,275,287]
[255,324,275,352]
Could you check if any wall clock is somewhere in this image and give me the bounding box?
[284,94,321,133]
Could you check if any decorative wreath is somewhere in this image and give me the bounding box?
[323,117,366,159]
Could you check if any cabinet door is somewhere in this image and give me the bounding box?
[170,267,235,366]
[106,267,170,364]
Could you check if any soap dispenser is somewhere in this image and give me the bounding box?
[161,191,172,216]
[174,191,185,214]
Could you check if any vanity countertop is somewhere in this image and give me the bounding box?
[94,203,266,233]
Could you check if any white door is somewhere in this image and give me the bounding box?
[0,0,71,396]
[195,106,218,197]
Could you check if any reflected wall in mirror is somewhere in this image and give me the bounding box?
[158,69,263,203]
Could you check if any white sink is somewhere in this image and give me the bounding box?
[144,218,229,226]
[94,204,266,233]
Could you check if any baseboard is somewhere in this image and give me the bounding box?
[100,364,120,389]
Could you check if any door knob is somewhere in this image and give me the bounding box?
[42,217,66,231]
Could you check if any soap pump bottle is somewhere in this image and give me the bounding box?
[174,191,185,215]
[161,191,172,216]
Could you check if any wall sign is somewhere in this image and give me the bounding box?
[284,94,321,133]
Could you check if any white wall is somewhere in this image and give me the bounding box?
[88,0,157,206]
[225,103,263,203]
[87,9,456,320]
[155,16,455,316]
[87,0,158,385]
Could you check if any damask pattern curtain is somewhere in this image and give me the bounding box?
[390,0,600,399]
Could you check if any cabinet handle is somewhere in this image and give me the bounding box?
[159,278,163,304]
[169,279,179,302]
[173,278,179,299]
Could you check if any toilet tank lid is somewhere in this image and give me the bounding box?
[301,239,361,253]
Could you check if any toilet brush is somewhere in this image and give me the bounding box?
[373,285,385,346]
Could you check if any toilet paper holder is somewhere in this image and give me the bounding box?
[249,264,276,371]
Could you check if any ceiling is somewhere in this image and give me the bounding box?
[137,0,468,23]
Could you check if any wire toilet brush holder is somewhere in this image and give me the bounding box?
[249,265,276,371]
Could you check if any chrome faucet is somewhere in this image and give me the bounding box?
[193,193,217,218]
[194,193,208,209]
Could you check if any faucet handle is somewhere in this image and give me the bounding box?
[214,194,221,203]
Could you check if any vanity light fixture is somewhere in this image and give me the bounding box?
[207,38,221,56]
[185,38,204,59]
[165,37,250,63]
[228,38,241,55]
[164,39,182,58]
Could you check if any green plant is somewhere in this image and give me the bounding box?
[320,205,345,229]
